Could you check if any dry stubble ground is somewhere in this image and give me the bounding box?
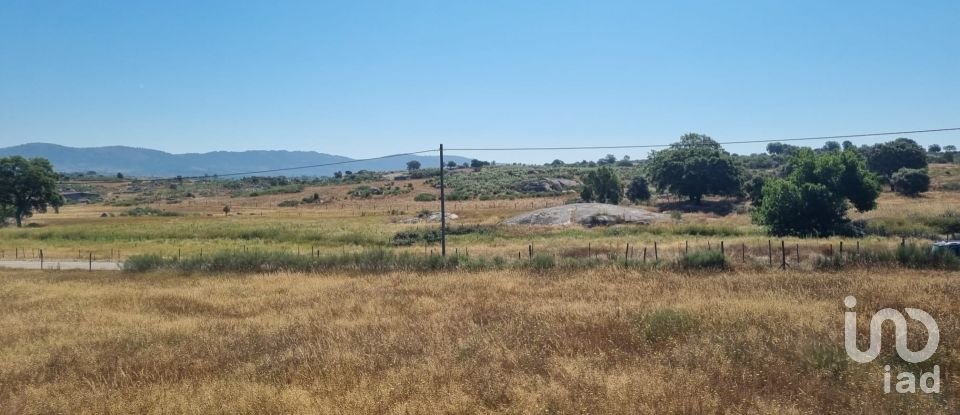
[1,267,957,414]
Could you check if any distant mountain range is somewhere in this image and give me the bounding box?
[0,143,473,177]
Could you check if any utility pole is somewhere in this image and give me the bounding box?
[439,144,447,256]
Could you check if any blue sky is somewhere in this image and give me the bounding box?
[1,0,958,163]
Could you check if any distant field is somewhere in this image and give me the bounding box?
[3,170,959,266]
[0,268,956,413]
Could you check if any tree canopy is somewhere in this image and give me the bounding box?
[864,138,927,179]
[0,156,63,227]
[626,176,651,203]
[406,160,421,171]
[646,133,743,203]
[752,149,880,236]
[580,166,623,204]
[890,168,930,197]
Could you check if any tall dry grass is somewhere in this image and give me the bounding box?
[1,268,957,414]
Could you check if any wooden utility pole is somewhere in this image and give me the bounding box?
[439,144,446,256]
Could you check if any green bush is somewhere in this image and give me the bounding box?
[277,200,299,207]
[896,244,960,270]
[122,254,165,272]
[677,249,728,270]
[891,168,930,197]
[530,254,556,271]
[414,193,436,202]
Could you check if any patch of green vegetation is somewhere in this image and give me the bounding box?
[639,309,700,343]
[677,249,728,270]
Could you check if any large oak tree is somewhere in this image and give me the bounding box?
[646,133,743,203]
[0,156,63,227]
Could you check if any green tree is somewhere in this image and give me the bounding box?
[865,138,927,180]
[944,145,957,153]
[469,159,490,171]
[751,180,849,237]
[116,172,124,179]
[743,174,766,206]
[598,154,617,166]
[580,166,623,204]
[646,133,743,203]
[550,159,565,167]
[446,161,457,168]
[406,160,421,171]
[822,141,841,152]
[0,156,64,227]
[626,176,651,203]
[752,149,880,236]
[928,144,942,153]
[890,168,930,197]
[766,142,788,155]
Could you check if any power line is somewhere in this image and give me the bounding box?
[444,127,960,151]
[55,126,958,183]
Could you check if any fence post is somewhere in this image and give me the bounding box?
[780,240,787,269]
[654,242,658,261]
[685,240,689,255]
[89,252,92,271]
[643,247,647,263]
[796,243,800,264]
[839,241,843,255]
[40,249,43,270]
[767,240,772,266]
[624,244,630,267]
[720,241,724,256]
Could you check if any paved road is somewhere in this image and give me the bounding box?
[0,260,123,271]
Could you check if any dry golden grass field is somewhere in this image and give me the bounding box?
[1,267,958,414]
[1,167,959,413]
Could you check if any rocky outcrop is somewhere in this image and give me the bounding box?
[503,203,666,227]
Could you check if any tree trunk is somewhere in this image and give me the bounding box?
[14,211,22,228]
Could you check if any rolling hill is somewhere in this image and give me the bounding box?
[0,143,472,177]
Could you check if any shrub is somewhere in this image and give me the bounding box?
[890,168,930,197]
[627,176,651,203]
[278,200,299,207]
[677,249,728,270]
[580,166,623,204]
[534,254,557,270]
[896,243,960,270]
[414,193,436,202]
[123,254,165,273]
